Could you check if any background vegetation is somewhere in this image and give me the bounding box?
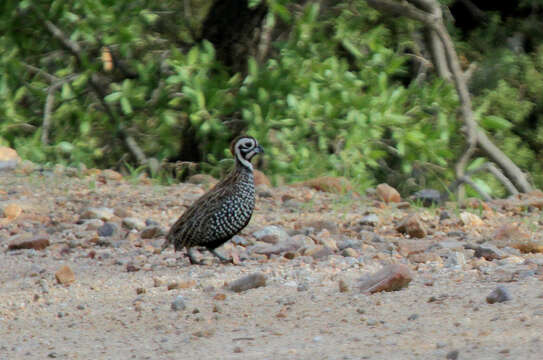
[1,0,543,196]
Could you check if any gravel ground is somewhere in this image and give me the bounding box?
[1,169,543,359]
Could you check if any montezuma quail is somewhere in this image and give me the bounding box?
[161,135,264,264]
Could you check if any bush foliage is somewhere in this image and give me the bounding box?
[1,0,542,195]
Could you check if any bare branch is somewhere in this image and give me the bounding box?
[456,176,492,201]
[466,162,519,195]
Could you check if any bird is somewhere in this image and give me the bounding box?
[161,135,264,264]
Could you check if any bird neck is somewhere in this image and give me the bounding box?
[235,156,253,171]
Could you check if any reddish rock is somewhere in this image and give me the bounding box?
[253,169,271,187]
[338,279,349,293]
[99,169,123,182]
[8,235,50,251]
[0,146,20,170]
[300,176,353,194]
[55,265,75,285]
[168,280,196,290]
[376,183,401,203]
[359,264,413,294]
[459,212,484,227]
[396,214,427,238]
[3,203,22,219]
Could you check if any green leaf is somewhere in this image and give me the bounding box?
[480,115,512,130]
[105,92,122,103]
[120,97,133,115]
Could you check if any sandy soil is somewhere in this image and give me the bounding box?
[1,169,543,360]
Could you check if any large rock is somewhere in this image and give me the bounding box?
[376,183,401,203]
[358,264,413,294]
[228,273,267,292]
[8,234,50,251]
[396,214,427,238]
[0,146,20,171]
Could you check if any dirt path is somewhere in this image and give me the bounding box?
[1,169,543,359]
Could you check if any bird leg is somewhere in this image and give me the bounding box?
[209,248,233,264]
[186,247,201,265]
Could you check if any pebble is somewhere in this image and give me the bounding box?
[446,350,459,360]
[338,279,349,293]
[55,265,75,285]
[231,235,251,246]
[122,217,146,231]
[396,214,427,238]
[140,225,165,239]
[445,252,466,269]
[79,207,115,221]
[153,277,164,287]
[39,279,49,294]
[358,264,413,294]
[171,295,186,311]
[228,273,267,293]
[3,203,22,219]
[341,248,359,258]
[253,226,289,244]
[256,184,273,198]
[304,245,334,259]
[168,280,196,290]
[97,222,119,237]
[486,285,512,304]
[359,214,379,227]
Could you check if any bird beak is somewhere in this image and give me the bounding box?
[256,145,264,154]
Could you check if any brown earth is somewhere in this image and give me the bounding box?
[1,168,543,359]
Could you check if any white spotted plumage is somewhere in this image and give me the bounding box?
[161,135,263,264]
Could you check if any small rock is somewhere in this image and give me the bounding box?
[233,346,243,353]
[251,241,299,257]
[136,287,146,295]
[341,248,360,258]
[126,263,140,272]
[314,229,338,251]
[80,207,115,221]
[359,214,379,227]
[486,285,512,304]
[376,183,401,203]
[253,226,289,244]
[439,210,451,221]
[358,264,413,294]
[468,243,507,260]
[140,225,165,239]
[300,219,339,234]
[304,245,334,259]
[396,214,427,238]
[39,279,49,294]
[338,279,349,293]
[459,212,484,227]
[228,273,267,293]
[231,235,251,246]
[3,203,22,219]
[407,313,419,321]
[97,222,118,237]
[411,189,443,206]
[153,277,164,287]
[122,217,146,231]
[445,252,466,269]
[446,350,459,360]
[168,280,196,290]
[55,265,75,285]
[8,235,50,251]
[171,295,186,311]
[213,293,227,301]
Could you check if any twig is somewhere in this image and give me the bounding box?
[42,85,58,145]
[456,175,492,201]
